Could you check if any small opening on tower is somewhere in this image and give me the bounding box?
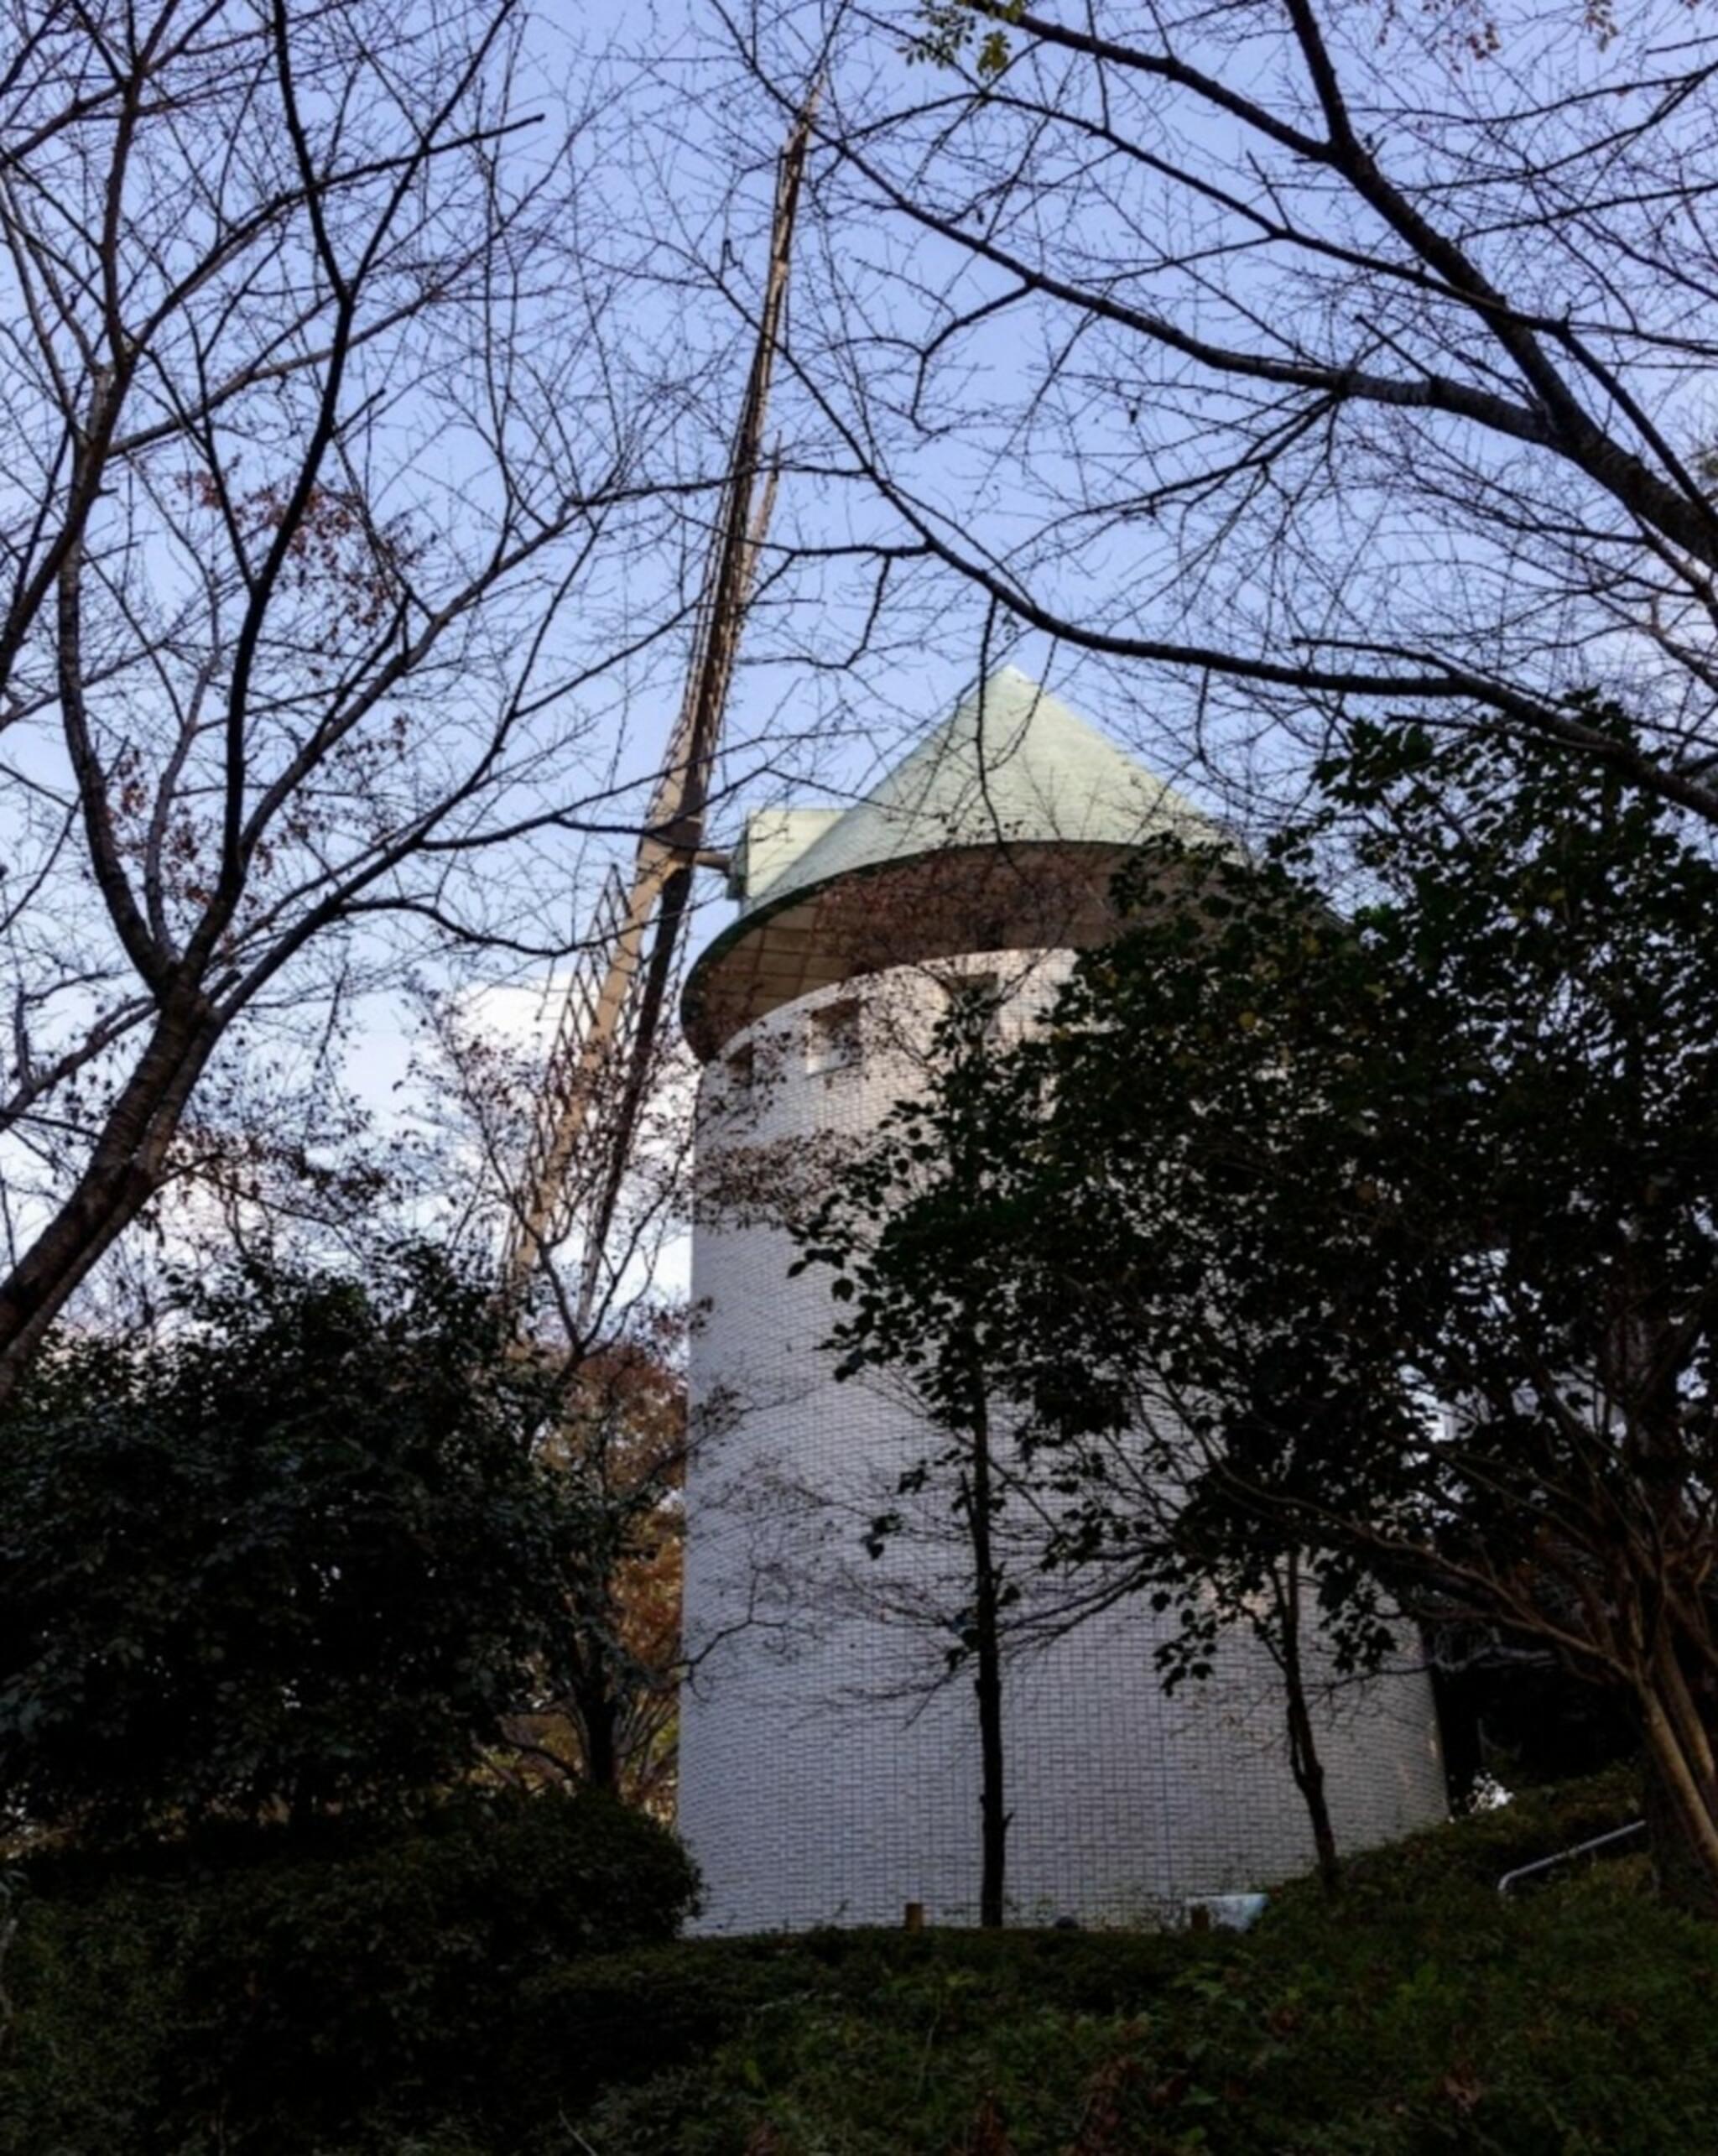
[806,996,861,1075]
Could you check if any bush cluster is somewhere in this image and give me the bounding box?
[1,1789,698,2154]
[8,1768,1715,2154]
[0,1252,581,1842]
[584,1768,1718,2156]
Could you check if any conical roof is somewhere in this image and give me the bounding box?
[737,666,1210,913]
[686,669,1220,1057]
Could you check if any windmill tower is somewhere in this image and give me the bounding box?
[677,667,1448,1932]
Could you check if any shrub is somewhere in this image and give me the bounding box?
[0,1249,578,1841]
[1268,1759,1644,1916]
[1,1789,698,2154]
[3,1767,1699,2156]
[580,1857,1718,2155]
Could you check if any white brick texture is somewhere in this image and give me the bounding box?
[679,953,1448,1932]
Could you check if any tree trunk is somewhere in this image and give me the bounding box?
[575,1659,622,1795]
[1639,1679,1718,1919]
[1630,1350,1718,1917]
[0,994,216,1409]
[1276,1555,1341,1897]
[964,1364,1009,1929]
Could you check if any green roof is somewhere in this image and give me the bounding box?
[736,666,1214,914]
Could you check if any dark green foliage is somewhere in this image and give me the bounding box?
[0,1789,698,2154]
[586,1769,1718,2155]
[801,716,1718,1896]
[0,1247,575,1839]
[7,1768,1713,2153]
[166,1789,698,2143]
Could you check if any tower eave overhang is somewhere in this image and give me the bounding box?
[682,836,1146,1062]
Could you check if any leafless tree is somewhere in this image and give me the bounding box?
[403,964,700,1810]
[721,0,1718,822]
[0,0,749,1403]
[415,973,698,1352]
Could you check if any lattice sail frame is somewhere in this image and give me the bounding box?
[498,95,816,1318]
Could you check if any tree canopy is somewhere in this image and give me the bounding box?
[0,1247,582,1841]
[731,0,1718,822]
[811,715,1718,1898]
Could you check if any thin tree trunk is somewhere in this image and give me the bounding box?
[1276,1555,1341,1897]
[964,1356,1008,1928]
[1631,1325,1718,1914]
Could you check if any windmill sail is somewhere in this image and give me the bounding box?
[500,93,815,1315]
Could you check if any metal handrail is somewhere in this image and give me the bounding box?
[1497,1818,1644,1895]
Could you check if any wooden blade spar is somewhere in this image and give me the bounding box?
[500,91,817,1318]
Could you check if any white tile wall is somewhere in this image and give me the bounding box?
[679,953,1447,1932]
